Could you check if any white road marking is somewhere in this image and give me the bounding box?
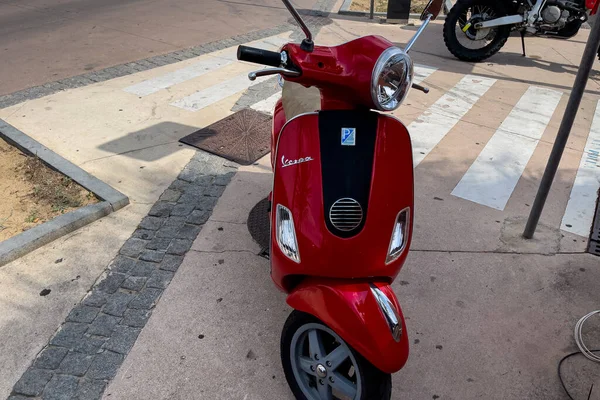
[452,86,563,210]
[561,100,600,236]
[124,57,234,97]
[413,64,437,85]
[124,37,288,97]
[250,92,282,114]
[171,72,259,112]
[410,74,497,167]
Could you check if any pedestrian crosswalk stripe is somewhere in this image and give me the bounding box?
[413,65,437,85]
[561,100,600,236]
[124,56,234,97]
[411,74,497,167]
[452,86,563,211]
[251,92,282,114]
[123,37,288,97]
[171,72,260,112]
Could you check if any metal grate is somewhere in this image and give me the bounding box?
[589,191,600,256]
[329,198,363,232]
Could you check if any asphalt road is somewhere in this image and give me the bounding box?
[0,0,315,96]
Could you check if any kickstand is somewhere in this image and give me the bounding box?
[520,31,526,57]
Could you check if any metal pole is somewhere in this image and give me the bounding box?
[523,18,600,238]
[370,0,375,19]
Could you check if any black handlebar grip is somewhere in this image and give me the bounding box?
[237,45,282,68]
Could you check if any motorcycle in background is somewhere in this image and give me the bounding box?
[443,0,600,62]
[236,0,444,398]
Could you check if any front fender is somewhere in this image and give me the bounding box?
[286,278,409,373]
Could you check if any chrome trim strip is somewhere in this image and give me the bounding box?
[370,285,402,342]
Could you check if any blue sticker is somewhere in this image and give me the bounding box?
[341,128,356,146]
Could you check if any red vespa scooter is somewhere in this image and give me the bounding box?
[238,1,443,398]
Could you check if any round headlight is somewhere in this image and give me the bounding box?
[371,47,414,111]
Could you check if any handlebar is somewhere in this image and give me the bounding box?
[237,45,283,68]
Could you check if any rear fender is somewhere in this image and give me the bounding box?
[286,278,409,373]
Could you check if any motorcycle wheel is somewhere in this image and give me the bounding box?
[443,0,511,62]
[281,310,392,400]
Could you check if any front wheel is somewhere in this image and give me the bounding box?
[443,0,511,62]
[281,310,392,400]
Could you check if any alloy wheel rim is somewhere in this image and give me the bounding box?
[290,323,362,400]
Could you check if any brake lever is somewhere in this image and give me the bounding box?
[412,83,429,94]
[248,68,301,81]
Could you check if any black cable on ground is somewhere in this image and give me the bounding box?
[558,350,600,400]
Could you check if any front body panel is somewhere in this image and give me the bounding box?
[270,111,414,291]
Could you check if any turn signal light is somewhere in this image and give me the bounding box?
[386,208,410,264]
[276,204,300,263]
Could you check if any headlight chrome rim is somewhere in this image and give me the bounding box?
[371,47,414,111]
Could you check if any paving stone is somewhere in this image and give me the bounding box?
[186,209,210,225]
[57,351,94,376]
[103,326,141,354]
[213,172,235,186]
[148,202,175,217]
[12,369,53,396]
[76,379,106,400]
[122,309,151,328]
[130,260,156,277]
[176,224,202,240]
[128,287,163,309]
[102,292,134,317]
[167,239,193,256]
[50,322,88,348]
[33,346,69,369]
[139,216,165,231]
[121,276,147,291]
[159,189,182,202]
[177,167,197,183]
[119,238,148,257]
[109,256,136,274]
[42,374,78,400]
[66,305,100,324]
[159,254,184,272]
[169,179,191,192]
[146,270,174,289]
[82,291,108,308]
[145,237,172,251]
[156,217,186,238]
[132,229,155,240]
[139,250,165,263]
[195,196,218,211]
[87,314,121,337]
[86,351,123,380]
[73,335,106,355]
[204,185,226,198]
[96,272,127,294]
[171,203,195,216]
[8,395,30,400]
[192,174,214,186]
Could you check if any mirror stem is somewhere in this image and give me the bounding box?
[405,14,432,53]
[281,0,314,48]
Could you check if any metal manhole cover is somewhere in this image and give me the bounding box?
[247,198,270,256]
[179,108,271,166]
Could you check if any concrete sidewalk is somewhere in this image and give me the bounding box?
[1,8,599,400]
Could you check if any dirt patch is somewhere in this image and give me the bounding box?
[349,0,430,13]
[0,137,98,242]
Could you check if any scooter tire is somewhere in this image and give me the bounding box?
[281,310,392,400]
[443,0,511,62]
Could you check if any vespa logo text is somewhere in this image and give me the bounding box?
[281,155,314,168]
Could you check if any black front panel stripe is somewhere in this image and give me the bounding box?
[318,110,378,238]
